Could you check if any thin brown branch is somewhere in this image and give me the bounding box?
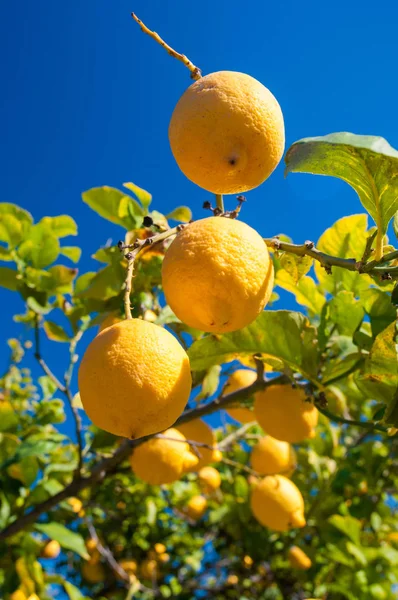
[131,13,202,80]
[86,521,130,584]
[265,237,398,278]
[34,316,66,392]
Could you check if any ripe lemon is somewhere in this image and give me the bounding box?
[224,369,257,423]
[82,561,106,583]
[226,574,239,585]
[254,385,318,443]
[67,497,83,513]
[243,555,253,568]
[158,553,170,564]
[177,418,220,470]
[288,546,312,570]
[41,540,61,559]
[186,495,208,520]
[140,559,159,580]
[154,543,166,555]
[78,319,192,439]
[10,591,27,600]
[162,217,274,333]
[169,71,284,194]
[250,475,306,532]
[198,466,221,493]
[251,436,296,476]
[118,559,138,578]
[129,428,198,485]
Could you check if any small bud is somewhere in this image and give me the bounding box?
[203,201,212,210]
[117,240,124,250]
[143,216,153,227]
[125,252,134,260]
[236,195,246,203]
[381,272,392,280]
[213,207,223,216]
[305,240,314,249]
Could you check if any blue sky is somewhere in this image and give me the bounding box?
[1,1,398,424]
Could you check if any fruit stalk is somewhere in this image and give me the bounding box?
[132,13,202,80]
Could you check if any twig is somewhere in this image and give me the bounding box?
[34,316,66,392]
[215,194,224,213]
[315,403,388,433]
[131,13,202,80]
[218,423,256,450]
[120,225,182,320]
[86,521,130,584]
[265,237,398,278]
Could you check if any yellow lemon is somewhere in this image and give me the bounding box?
[250,475,306,532]
[226,574,239,585]
[158,553,170,564]
[154,543,166,555]
[98,313,123,333]
[224,369,257,423]
[41,539,61,559]
[78,319,192,439]
[162,217,274,333]
[10,591,27,600]
[243,555,253,568]
[26,596,40,600]
[177,419,220,470]
[251,436,296,476]
[129,428,198,485]
[118,559,138,578]
[254,385,318,443]
[198,466,222,493]
[186,495,208,520]
[288,546,312,570]
[169,71,284,194]
[140,559,159,580]
[67,497,83,513]
[82,561,106,583]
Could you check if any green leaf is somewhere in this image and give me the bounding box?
[43,321,71,342]
[328,514,362,545]
[314,214,372,294]
[393,211,398,240]
[322,352,363,386]
[40,215,77,238]
[146,498,157,525]
[285,133,398,259]
[0,203,33,247]
[327,291,365,336]
[0,492,10,529]
[35,523,89,559]
[361,289,397,337]
[234,475,249,499]
[194,365,221,402]
[356,321,398,406]
[82,186,142,229]
[0,246,12,261]
[60,246,81,263]
[188,310,319,381]
[166,206,192,223]
[18,223,60,268]
[123,181,152,209]
[279,253,313,283]
[63,581,89,600]
[77,264,125,301]
[0,401,18,431]
[275,271,325,314]
[0,267,19,290]
[346,541,367,566]
[8,456,40,486]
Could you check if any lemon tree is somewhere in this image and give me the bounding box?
[0,12,398,600]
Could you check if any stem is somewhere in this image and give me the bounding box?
[215,194,224,212]
[315,403,388,433]
[131,13,202,80]
[374,230,384,262]
[124,255,136,320]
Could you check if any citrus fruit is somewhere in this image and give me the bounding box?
[250,475,306,531]
[162,217,274,333]
[129,428,198,484]
[198,466,221,493]
[177,418,220,470]
[119,559,138,578]
[82,561,106,583]
[10,591,27,600]
[169,71,284,194]
[67,497,83,513]
[186,495,208,520]
[288,546,312,570]
[78,319,192,439]
[251,436,296,476]
[224,369,257,423]
[154,543,166,555]
[41,540,61,559]
[254,385,318,443]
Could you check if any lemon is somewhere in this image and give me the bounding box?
[243,555,253,568]
[154,543,166,555]
[186,495,208,520]
[129,428,198,485]
[288,546,312,570]
[67,497,83,513]
[226,574,239,585]
[250,475,306,532]
[254,385,318,443]
[119,559,138,578]
[177,418,220,470]
[198,466,221,493]
[224,369,257,423]
[140,559,158,580]
[10,591,27,600]
[78,319,192,439]
[41,540,61,559]
[169,71,284,194]
[158,553,170,564]
[251,436,296,476]
[82,561,106,583]
[162,218,274,333]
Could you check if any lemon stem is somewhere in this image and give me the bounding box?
[215,194,224,213]
[374,229,383,262]
[131,13,202,80]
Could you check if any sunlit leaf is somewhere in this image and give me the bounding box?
[0,203,33,247]
[279,253,313,283]
[35,523,89,559]
[40,215,77,238]
[82,186,143,229]
[0,267,19,290]
[60,246,81,263]
[43,321,71,342]
[194,365,221,402]
[166,206,192,223]
[18,223,60,268]
[123,181,152,209]
[275,270,326,314]
[328,514,362,545]
[327,291,364,336]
